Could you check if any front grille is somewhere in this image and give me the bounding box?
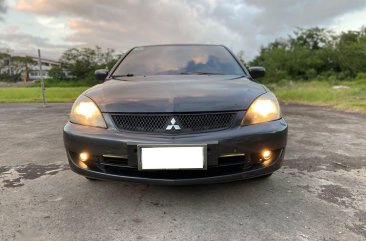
[111,112,237,134]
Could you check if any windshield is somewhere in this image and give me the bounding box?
[112,45,245,77]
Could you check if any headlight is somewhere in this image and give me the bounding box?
[70,95,107,128]
[241,92,281,125]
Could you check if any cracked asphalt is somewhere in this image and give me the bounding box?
[0,103,365,241]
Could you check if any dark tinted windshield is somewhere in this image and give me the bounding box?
[112,45,245,76]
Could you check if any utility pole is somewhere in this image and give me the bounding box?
[38,49,46,107]
[7,56,11,76]
[25,63,29,83]
[6,49,12,76]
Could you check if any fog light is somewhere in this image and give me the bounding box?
[261,149,272,161]
[79,152,89,162]
[78,161,88,169]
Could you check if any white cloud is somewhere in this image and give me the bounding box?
[1,0,366,60]
[329,7,366,33]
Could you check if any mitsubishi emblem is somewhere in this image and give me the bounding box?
[166,118,181,130]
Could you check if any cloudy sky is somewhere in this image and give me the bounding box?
[1,0,366,60]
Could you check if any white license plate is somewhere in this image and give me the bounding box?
[138,145,206,170]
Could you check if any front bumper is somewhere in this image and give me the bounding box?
[63,118,288,185]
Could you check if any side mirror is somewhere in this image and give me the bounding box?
[95,69,109,82]
[248,66,265,79]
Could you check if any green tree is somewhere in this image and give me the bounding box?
[248,26,366,82]
[59,46,120,80]
[48,66,66,80]
[0,51,36,82]
[336,28,366,76]
[289,27,333,50]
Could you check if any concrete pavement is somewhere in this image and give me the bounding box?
[0,103,365,241]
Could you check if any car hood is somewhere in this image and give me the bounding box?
[85,75,267,113]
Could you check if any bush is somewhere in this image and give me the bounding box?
[248,26,366,83]
[33,77,98,87]
[277,79,290,86]
[305,69,317,80]
[0,73,21,82]
[356,72,366,80]
[48,66,67,80]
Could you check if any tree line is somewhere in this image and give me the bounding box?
[1,26,366,84]
[0,46,121,84]
[49,46,121,84]
[249,26,366,83]
[38,26,366,84]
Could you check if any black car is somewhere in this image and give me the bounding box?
[63,44,288,185]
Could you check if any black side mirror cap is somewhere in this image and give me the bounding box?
[95,69,109,82]
[248,66,266,79]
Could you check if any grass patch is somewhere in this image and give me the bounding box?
[271,79,366,113]
[33,78,98,87]
[0,87,88,102]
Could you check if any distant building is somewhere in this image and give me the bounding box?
[0,54,72,82]
[28,56,61,81]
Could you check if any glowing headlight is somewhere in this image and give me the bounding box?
[241,92,281,125]
[70,95,107,128]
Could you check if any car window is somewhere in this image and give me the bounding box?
[112,45,245,76]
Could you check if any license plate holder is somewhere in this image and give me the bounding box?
[138,144,207,170]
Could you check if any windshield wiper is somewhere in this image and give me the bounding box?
[111,73,135,78]
[179,72,225,75]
